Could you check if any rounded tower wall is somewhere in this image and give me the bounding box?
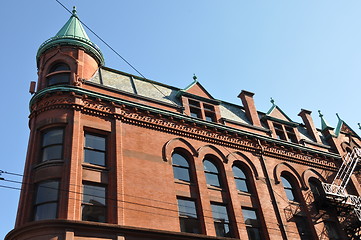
[37,46,99,91]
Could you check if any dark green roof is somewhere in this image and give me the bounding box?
[37,7,104,66]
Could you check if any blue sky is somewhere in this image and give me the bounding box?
[0,1,360,238]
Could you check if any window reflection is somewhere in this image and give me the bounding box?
[172,153,191,182]
[204,160,221,188]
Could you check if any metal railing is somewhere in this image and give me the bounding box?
[321,147,361,221]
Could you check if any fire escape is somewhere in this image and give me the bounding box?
[322,147,361,239]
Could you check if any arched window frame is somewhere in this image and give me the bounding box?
[172,151,192,183]
[232,165,250,193]
[203,158,222,188]
[46,62,71,86]
[281,175,298,202]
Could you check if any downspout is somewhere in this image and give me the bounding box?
[257,139,288,240]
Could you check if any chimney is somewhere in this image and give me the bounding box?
[238,90,261,127]
[298,109,321,143]
[29,81,36,94]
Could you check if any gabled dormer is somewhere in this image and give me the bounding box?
[263,99,300,143]
[177,76,221,123]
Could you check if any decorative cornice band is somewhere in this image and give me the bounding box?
[30,86,341,163]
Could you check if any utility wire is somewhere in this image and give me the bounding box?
[0,168,306,217]
[54,0,181,108]
[1,169,288,215]
[0,169,319,235]
[0,182,304,235]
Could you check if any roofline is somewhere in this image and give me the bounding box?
[30,85,342,161]
[100,66,181,91]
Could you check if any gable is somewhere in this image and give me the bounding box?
[185,82,213,99]
[338,122,359,137]
[267,106,293,122]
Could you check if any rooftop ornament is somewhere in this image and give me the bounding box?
[193,74,198,81]
[36,6,104,66]
[270,97,275,106]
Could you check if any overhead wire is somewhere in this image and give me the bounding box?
[0,170,312,235]
[1,168,292,214]
[0,181,304,236]
[54,0,181,108]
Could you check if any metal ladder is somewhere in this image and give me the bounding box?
[322,147,361,220]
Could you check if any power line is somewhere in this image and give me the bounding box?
[0,183,304,236]
[0,166,308,219]
[54,0,181,108]
[0,170,318,236]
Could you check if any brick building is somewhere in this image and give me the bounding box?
[5,8,361,240]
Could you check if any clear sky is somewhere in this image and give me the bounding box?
[0,1,360,238]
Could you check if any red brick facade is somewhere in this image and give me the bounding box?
[5,13,361,240]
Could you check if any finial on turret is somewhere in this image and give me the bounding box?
[318,110,323,118]
[358,123,361,130]
[193,74,197,81]
[336,113,341,120]
[72,6,77,16]
[270,97,275,106]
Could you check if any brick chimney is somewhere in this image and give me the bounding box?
[298,109,321,143]
[238,90,261,127]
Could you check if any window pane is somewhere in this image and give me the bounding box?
[36,181,59,204]
[205,114,215,122]
[203,160,218,173]
[281,177,291,187]
[205,172,221,187]
[211,204,229,222]
[84,149,105,166]
[309,180,321,199]
[173,166,190,182]
[50,63,70,72]
[42,129,63,146]
[246,227,261,240]
[232,166,246,178]
[178,199,197,218]
[188,100,200,107]
[83,185,106,206]
[172,153,189,167]
[47,73,70,86]
[82,205,106,222]
[190,108,201,118]
[203,104,215,111]
[180,217,200,233]
[34,202,58,220]
[242,209,258,226]
[235,179,249,192]
[85,134,106,151]
[214,222,231,237]
[42,145,63,161]
[285,189,295,201]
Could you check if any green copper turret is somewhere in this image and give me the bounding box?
[37,7,104,66]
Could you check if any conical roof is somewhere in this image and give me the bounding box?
[37,7,104,66]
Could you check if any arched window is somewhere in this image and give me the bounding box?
[203,159,221,188]
[232,165,249,193]
[281,176,297,202]
[47,63,71,86]
[172,153,191,182]
[309,178,322,201]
